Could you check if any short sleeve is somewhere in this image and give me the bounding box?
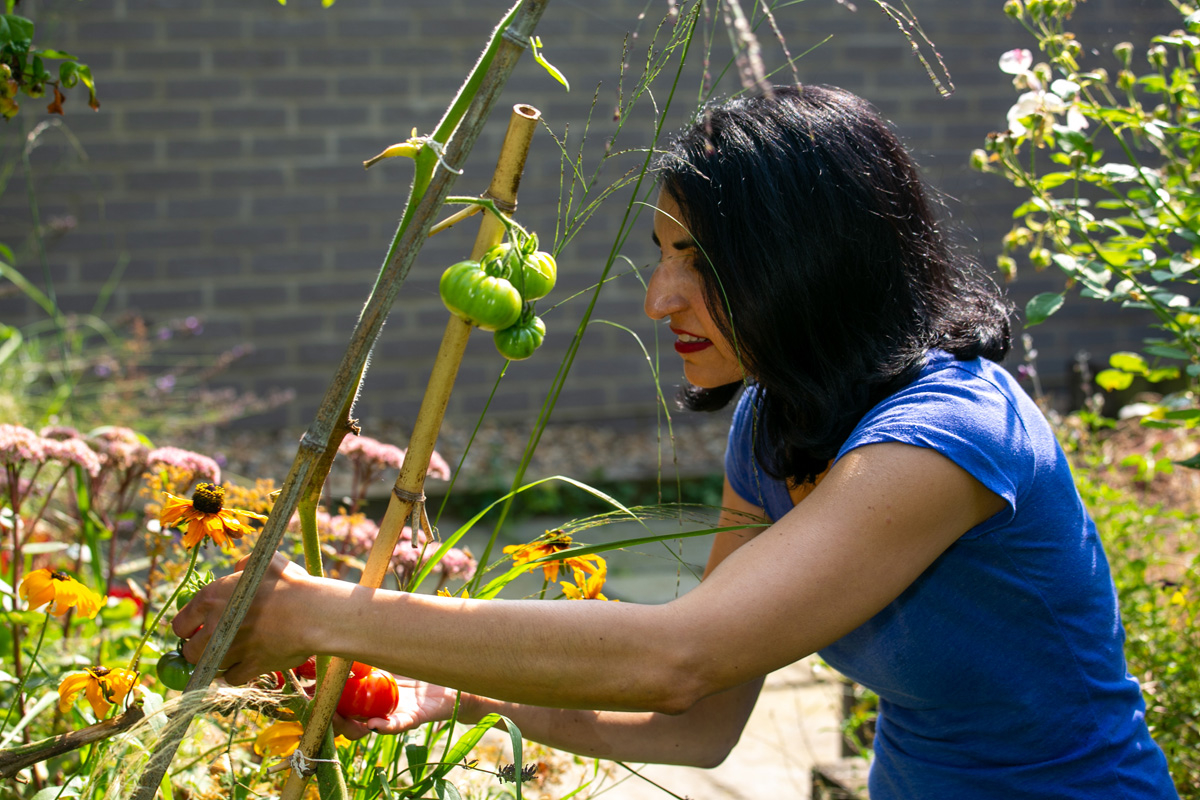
[724,387,793,521]
[835,359,1032,537]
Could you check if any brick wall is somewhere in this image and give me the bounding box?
[1,0,1180,434]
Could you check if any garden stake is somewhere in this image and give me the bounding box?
[279,102,541,800]
[129,3,550,796]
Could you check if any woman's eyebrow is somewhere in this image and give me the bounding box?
[651,230,696,251]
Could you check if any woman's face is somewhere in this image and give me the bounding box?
[644,191,746,389]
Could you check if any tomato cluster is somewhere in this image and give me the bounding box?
[439,235,556,361]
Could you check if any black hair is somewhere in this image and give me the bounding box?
[655,84,1011,486]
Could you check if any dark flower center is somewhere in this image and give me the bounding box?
[191,483,225,514]
[51,570,71,581]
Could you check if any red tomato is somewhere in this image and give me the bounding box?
[336,664,400,721]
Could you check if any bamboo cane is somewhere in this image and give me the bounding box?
[129,5,549,797]
[279,103,541,800]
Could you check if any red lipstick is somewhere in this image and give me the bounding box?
[670,327,713,354]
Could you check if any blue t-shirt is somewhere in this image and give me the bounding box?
[725,351,1177,800]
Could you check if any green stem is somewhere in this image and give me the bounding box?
[0,612,49,740]
[127,545,200,674]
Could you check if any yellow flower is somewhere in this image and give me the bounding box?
[503,530,604,583]
[255,720,305,757]
[18,569,104,618]
[254,721,349,758]
[560,563,614,602]
[160,483,267,549]
[437,587,469,598]
[58,666,138,717]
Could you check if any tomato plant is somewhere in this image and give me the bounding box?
[482,242,556,301]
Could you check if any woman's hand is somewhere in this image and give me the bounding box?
[333,678,461,740]
[171,552,321,685]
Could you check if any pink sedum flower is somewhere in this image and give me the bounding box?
[146,447,221,484]
[43,438,102,477]
[0,424,46,466]
[89,427,150,472]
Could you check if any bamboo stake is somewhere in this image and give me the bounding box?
[0,703,144,780]
[130,4,549,796]
[279,103,541,800]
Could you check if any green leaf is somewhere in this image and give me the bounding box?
[434,780,462,800]
[1146,367,1180,383]
[406,744,428,782]
[37,48,76,60]
[1163,408,1200,421]
[1143,345,1189,360]
[1098,163,1139,182]
[1095,369,1134,391]
[530,36,569,92]
[1038,172,1075,190]
[1109,351,1148,375]
[1174,452,1200,469]
[0,610,46,626]
[1025,292,1065,325]
[0,14,34,48]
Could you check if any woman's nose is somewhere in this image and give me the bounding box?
[644,264,685,320]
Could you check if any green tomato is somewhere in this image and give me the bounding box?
[482,244,557,302]
[494,313,546,361]
[175,570,214,610]
[156,648,194,691]
[439,260,523,331]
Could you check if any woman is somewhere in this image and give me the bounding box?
[174,85,1178,799]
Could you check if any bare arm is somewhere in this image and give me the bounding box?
[176,443,1003,738]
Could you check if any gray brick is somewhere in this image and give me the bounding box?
[166,138,244,160]
[98,201,158,222]
[253,77,330,99]
[212,107,288,128]
[127,228,208,250]
[126,287,205,309]
[213,48,290,68]
[250,19,329,40]
[215,283,289,307]
[166,20,245,40]
[166,77,243,100]
[86,140,160,162]
[125,50,204,70]
[212,224,288,247]
[251,195,329,217]
[95,79,157,102]
[167,254,243,277]
[295,164,366,185]
[296,221,372,244]
[127,170,203,192]
[250,136,327,157]
[212,168,285,188]
[80,21,159,42]
[169,197,242,220]
[252,252,325,273]
[302,48,373,67]
[252,314,329,337]
[336,19,416,39]
[126,110,204,131]
[299,105,370,126]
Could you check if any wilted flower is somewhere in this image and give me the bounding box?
[160,483,267,549]
[19,568,105,617]
[58,666,138,717]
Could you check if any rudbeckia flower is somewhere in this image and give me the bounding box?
[160,482,267,549]
[18,569,104,618]
[58,666,139,717]
[560,564,614,601]
[503,530,604,583]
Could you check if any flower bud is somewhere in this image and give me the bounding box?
[970,149,989,172]
[1117,69,1136,91]
[1003,227,1033,251]
[1004,0,1023,18]
[1147,44,1168,69]
[1030,248,1053,269]
[1113,41,1133,68]
[997,255,1018,281]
